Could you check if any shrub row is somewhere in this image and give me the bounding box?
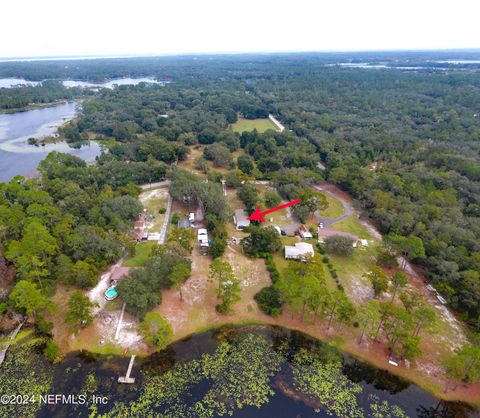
[264,253,280,284]
[319,248,344,291]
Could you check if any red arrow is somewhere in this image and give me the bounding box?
[248,199,302,222]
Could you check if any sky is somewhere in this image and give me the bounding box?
[1,0,479,58]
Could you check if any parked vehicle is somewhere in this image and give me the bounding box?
[299,224,313,239]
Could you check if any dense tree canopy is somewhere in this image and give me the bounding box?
[2,52,480,333]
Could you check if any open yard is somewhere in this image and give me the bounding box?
[332,214,371,238]
[123,241,156,267]
[321,193,345,218]
[155,243,271,341]
[230,118,279,133]
[139,187,169,232]
[178,144,243,176]
[178,145,205,172]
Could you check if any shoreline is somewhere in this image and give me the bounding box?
[0,100,68,114]
[153,319,480,406]
[38,318,480,406]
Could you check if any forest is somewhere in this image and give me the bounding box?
[36,55,480,331]
[0,80,90,110]
[1,54,480,402]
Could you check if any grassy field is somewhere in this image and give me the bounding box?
[321,193,345,218]
[123,241,156,267]
[230,118,278,133]
[332,215,370,238]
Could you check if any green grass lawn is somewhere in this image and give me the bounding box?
[104,298,123,312]
[123,241,156,267]
[332,215,370,239]
[321,194,345,218]
[329,244,378,283]
[273,237,338,291]
[230,118,278,133]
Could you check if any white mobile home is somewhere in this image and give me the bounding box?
[285,242,314,260]
[234,209,250,230]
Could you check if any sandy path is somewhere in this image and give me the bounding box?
[88,260,128,314]
[269,114,285,132]
[140,180,170,190]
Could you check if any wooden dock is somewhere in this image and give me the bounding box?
[0,320,25,367]
[118,354,136,384]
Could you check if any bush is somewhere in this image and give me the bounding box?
[324,235,354,256]
[171,213,180,225]
[216,303,229,314]
[237,183,261,213]
[317,244,326,254]
[44,339,60,363]
[254,286,282,316]
[209,237,226,259]
[377,249,398,268]
[159,207,166,214]
[207,171,223,183]
[264,254,280,283]
[36,315,53,335]
[204,143,232,168]
[322,256,329,264]
[241,226,282,257]
[139,312,173,351]
[225,170,243,188]
[264,190,281,208]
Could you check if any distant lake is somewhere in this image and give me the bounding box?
[0,77,167,89]
[62,77,167,89]
[331,63,446,70]
[0,102,102,182]
[436,60,480,64]
[0,78,40,88]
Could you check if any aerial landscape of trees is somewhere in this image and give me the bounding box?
[2,54,479,330]
[1,52,480,413]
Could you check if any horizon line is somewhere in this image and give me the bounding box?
[1,47,480,63]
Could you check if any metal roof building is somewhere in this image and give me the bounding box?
[234,209,250,230]
[285,242,315,260]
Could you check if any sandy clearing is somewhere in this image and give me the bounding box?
[398,256,467,349]
[88,260,128,314]
[93,310,146,351]
[139,187,169,203]
[156,243,270,340]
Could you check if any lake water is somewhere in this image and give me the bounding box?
[22,326,476,418]
[0,77,167,90]
[436,60,480,64]
[0,78,40,88]
[0,102,102,182]
[331,63,448,71]
[62,77,167,89]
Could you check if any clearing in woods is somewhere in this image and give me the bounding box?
[230,117,279,133]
